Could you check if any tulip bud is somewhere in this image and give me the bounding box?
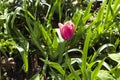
[58,21,76,40]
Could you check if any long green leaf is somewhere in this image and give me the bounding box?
[97,70,115,80]
[30,73,40,80]
[16,46,28,72]
[47,0,58,24]
[113,0,120,11]
[65,54,81,80]
[72,10,82,28]
[82,1,92,24]
[66,70,81,80]
[105,0,113,23]
[91,44,115,62]
[91,58,106,80]
[96,0,106,22]
[39,23,52,47]
[40,58,65,76]
[82,30,92,80]
[51,29,58,58]
[109,53,120,64]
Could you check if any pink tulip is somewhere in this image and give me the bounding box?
[58,20,76,40]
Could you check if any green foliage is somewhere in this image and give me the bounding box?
[40,58,65,76]
[109,53,120,64]
[97,70,115,80]
[82,30,92,80]
[0,0,120,80]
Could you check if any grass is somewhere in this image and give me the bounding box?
[0,0,120,80]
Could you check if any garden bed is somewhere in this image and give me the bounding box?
[0,0,120,80]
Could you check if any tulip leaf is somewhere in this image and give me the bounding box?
[82,30,92,80]
[92,58,105,80]
[91,43,115,62]
[16,46,28,72]
[30,73,40,80]
[40,58,65,76]
[96,0,106,22]
[66,70,81,80]
[39,24,52,46]
[51,29,59,58]
[72,10,82,28]
[97,70,115,80]
[108,53,120,64]
[82,1,92,24]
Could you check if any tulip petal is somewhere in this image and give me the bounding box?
[61,26,74,40]
[58,23,64,28]
[58,20,76,40]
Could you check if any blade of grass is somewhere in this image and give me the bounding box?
[30,73,40,80]
[65,53,81,80]
[82,30,92,80]
[72,10,82,28]
[40,56,48,80]
[16,45,28,72]
[49,68,60,80]
[23,0,27,10]
[40,58,65,76]
[66,70,81,80]
[96,0,107,22]
[47,0,58,24]
[91,58,106,80]
[83,1,92,18]
[51,29,59,58]
[90,44,115,62]
[82,1,92,24]
[39,23,52,47]
[57,41,65,64]
[11,9,17,28]
[113,0,120,11]
[105,0,113,23]
[58,0,62,21]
